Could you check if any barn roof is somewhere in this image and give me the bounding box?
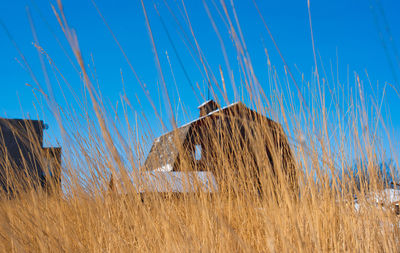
[144,125,190,171]
[144,102,242,171]
[181,101,241,128]
[144,101,283,172]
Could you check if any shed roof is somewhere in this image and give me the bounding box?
[113,171,218,193]
[139,171,217,193]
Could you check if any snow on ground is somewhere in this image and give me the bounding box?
[139,171,218,193]
[114,171,218,194]
[355,189,400,212]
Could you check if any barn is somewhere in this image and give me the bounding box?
[144,100,297,194]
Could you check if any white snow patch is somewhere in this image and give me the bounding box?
[354,189,400,212]
[154,164,173,172]
[139,171,218,193]
[112,171,218,194]
[371,189,400,203]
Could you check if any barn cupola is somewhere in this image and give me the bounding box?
[198,100,220,117]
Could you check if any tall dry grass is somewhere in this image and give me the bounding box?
[0,0,399,252]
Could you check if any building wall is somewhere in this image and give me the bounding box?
[0,119,61,194]
[175,108,298,195]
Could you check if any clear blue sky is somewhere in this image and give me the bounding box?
[0,0,399,159]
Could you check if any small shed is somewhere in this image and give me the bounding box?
[144,100,297,194]
[0,118,61,194]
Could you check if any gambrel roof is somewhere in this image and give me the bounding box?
[144,101,287,172]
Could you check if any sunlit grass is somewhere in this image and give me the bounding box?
[0,0,399,252]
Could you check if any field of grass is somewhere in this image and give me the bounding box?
[0,0,399,252]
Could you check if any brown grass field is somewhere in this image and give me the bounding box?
[0,0,399,252]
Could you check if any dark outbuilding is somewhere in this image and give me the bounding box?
[0,118,61,194]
